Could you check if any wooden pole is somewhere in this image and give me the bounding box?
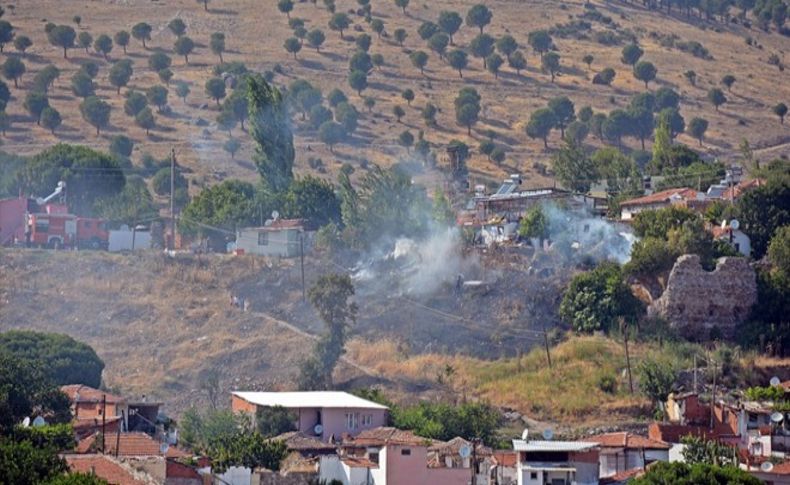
[101,394,106,454]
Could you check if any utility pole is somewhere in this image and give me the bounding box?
[470,438,478,485]
[169,147,176,251]
[710,354,717,431]
[622,318,634,393]
[693,354,698,394]
[542,322,552,369]
[101,394,107,454]
[299,231,306,301]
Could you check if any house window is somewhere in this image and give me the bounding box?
[361,414,372,426]
[401,448,411,456]
[345,412,358,430]
[369,452,379,464]
[35,219,49,233]
[257,232,269,246]
[530,472,538,480]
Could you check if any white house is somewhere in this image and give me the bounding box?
[619,188,702,221]
[581,432,670,479]
[711,224,751,257]
[234,218,309,258]
[512,440,600,485]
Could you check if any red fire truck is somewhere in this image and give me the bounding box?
[0,182,110,250]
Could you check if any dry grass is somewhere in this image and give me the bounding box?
[1,0,788,196]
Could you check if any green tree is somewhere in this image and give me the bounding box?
[174,36,195,64]
[0,439,69,485]
[328,13,350,38]
[528,30,552,59]
[223,138,241,159]
[277,0,294,19]
[176,82,190,103]
[736,179,790,258]
[355,33,371,52]
[40,107,62,135]
[418,21,438,41]
[398,130,414,151]
[631,460,759,484]
[496,35,518,58]
[680,436,739,466]
[283,176,341,227]
[181,180,257,242]
[708,88,727,112]
[526,108,556,148]
[108,60,133,95]
[773,102,788,124]
[298,274,358,390]
[548,96,575,138]
[47,25,76,58]
[438,11,462,43]
[637,359,676,419]
[93,34,112,60]
[210,32,226,63]
[131,22,152,48]
[721,74,736,92]
[70,71,94,98]
[364,96,376,113]
[109,135,134,158]
[79,96,111,135]
[149,52,172,72]
[124,91,147,117]
[348,70,368,95]
[592,67,616,86]
[94,175,158,228]
[410,50,429,75]
[394,0,409,14]
[146,85,168,112]
[0,20,13,53]
[32,66,60,95]
[371,19,385,38]
[248,75,294,194]
[542,51,561,82]
[318,121,346,152]
[621,43,644,70]
[469,33,495,68]
[519,205,550,242]
[216,110,237,135]
[455,101,480,136]
[422,102,437,126]
[508,50,527,75]
[466,4,493,34]
[205,78,227,106]
[14,35,32,56]
[632,205,698,239]
[634,60,657,89]
[559,262,644,333]
[447,49,468,78]
[2,57,24,88]
[256,406,297,438]
[428,33,449,59]
[114,31,130,54]
[306,29,325,51]
[283,37,301,59]
[224,91,249,130]
[394,28,407,46]
[77,32,92,54]
[553,139,597,193]
[684,69,697,86]
[687,117,709,146]
[582,54,594,70]
[335,102,359,134]
[24,92,49,125]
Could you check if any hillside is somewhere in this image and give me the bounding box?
[0,0,788,194]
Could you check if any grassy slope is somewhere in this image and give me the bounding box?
[2,0,789,194]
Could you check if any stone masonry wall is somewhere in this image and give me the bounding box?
[648,255,757,340]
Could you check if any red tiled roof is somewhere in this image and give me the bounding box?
[601,467,644,483]
[262,219,304,230]
[271,431,337,452]
[620,188,699,207]
[166,459,202,479]
[428,436,493,456]
[721,179,764,200]
[62,385,126,404]
[76,432,190,458]
[584,432,671,450]
[347,427,428,447]
[65,455,150,485]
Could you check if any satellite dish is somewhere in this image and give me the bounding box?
[271,210,280,221]
[771,376,781,387]
[721,220,728,229]
[21,417,30,428]
[160,442,169,455]
[32,416,46,427]
[521,429,529,441]
[761,461,775,472]
[542,428,554,441]
[313,424,324,435]
[459,444,472,459]
[730,219,740,230]
[772,412,784,423]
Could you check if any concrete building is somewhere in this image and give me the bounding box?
[61,385,162,436]
[512,440,600,485]
[234,218,308,258]
[231,391,388,442]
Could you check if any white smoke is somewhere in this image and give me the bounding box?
[541,204,635,264]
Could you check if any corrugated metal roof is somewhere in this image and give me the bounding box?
[232,391,388,410]
[512,440,599,452]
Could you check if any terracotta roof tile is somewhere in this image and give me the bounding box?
[493,450,518,467]
[271,431,337,451]
[428,436,493,456]
[65,455,152,485]
[620,188,699,208]
[76,432,190,458]
[721,179,764,201]
[62,385,126,404]
[347,427,428,447]
[764,461,790,475]
[584,432,670,450]
[341,456,379,469]
[601,467,644,483]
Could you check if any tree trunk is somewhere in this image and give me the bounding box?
[219,52,224,63]
[184,55,189,64]
[203,0,208,11]
[64,47,68,59]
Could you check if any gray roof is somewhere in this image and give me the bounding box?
[512,440,599,452]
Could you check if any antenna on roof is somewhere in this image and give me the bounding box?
[521,428,529,441]
[459,444,472,459]
[21,417,30,428]
[32,416,46,427]
[542,428,554,441]
[771,412,784,424]
[730,219,740,231]
[761,461,774,472]
[770,376,781,387]
[271,210,280,221]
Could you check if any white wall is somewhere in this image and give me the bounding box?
[217,466,252,485]
[108,229,151,252]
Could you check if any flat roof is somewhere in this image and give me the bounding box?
[232,391,388,410]
[512,440,599,452]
